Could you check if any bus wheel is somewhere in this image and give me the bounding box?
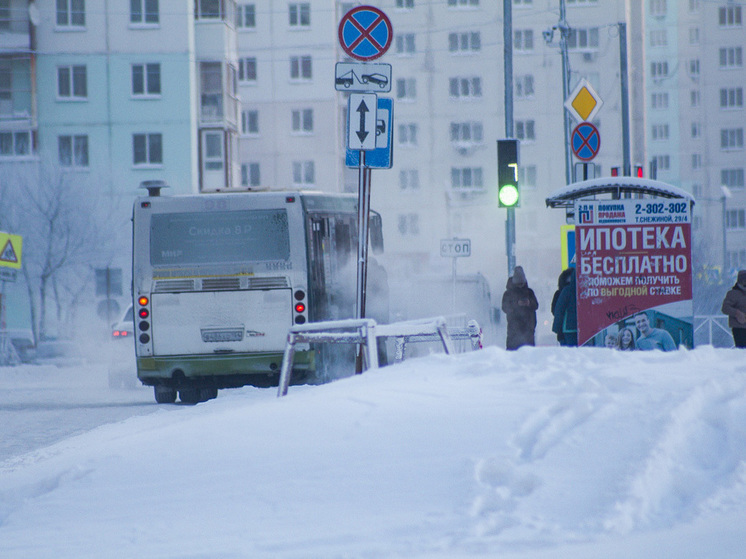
[179,388,201,404]
[200,388,218,401]
[154,386,177,404]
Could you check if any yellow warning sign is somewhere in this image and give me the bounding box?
[0,231,22,269]
[564,79,603,122]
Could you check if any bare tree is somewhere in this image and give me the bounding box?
[2,165,119,342]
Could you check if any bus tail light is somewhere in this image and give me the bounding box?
[293,290,307,324]
[137,294,152,344]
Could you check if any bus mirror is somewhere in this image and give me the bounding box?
[370,212,384,254]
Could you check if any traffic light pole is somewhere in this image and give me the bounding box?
[503,0,516,275]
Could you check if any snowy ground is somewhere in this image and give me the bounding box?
[1,344,745,558]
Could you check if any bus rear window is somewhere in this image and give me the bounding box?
[150,210,290,266]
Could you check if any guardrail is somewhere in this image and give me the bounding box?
[277,317,482,397]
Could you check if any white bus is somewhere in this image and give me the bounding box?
[132,185,384,403]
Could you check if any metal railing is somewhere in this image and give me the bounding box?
[277,317,482,397]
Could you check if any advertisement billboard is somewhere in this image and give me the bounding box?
[574,199,693,349]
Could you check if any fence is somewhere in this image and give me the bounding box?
[277,317,482,397]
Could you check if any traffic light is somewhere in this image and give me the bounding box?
[497,139,519,208]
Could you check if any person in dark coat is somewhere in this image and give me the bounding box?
[552,267,577,346]
[721,269,746,348]
[501,266,539,350]
[550,268,574,344]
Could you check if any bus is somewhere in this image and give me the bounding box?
[131,186,384,404]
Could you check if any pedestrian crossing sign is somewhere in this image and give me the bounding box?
[0,232,22,269]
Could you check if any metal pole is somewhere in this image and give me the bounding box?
[452,255,457,314]
[503,0,515,275]
[722,195,727,271]
[558,0,572,185]
[619,22,631,176]
[355,150,370,373]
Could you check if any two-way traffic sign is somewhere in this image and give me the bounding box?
[346,97,393,168]
[347,93,377,151]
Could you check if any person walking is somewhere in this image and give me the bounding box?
[552,267,578,346]
[721,269,746,348]
[550,268,574,344]
[501,266,539,350]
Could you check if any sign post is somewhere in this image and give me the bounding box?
[441,238,471,313]
[0,231,22,365]
[338,6,393,371]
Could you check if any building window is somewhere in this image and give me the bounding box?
[236,4,255,29]
[200,62,223,119]
[0,131,32,158]
[726,209,746,230]
[514,29,534,52]
[651,92,669,108]
[688,59,700,77]
[57,65,87,100]
[57,0,85,27]
[719,6,742,27]
[568,27,599,50]
[515,74,534,98]
[397,213,419,236]
[689,0,699,12]
[690,89,700,107]
[132,63,161,96]
[239,57,257,83]
[131,0,159,24]
[514,0,534,5]
[653,154,670,170]
[133,133,163,166]
[288,3,310,27]
[691,122,702,138]
[450,121,483,145]
[398,123,418,146]
[650,0,666,17]
[449,32,481,53]
[0,0,9,30]
[691,154,702,169]
[720,87,744,109]
[399,169,419,190]
[515,120,535,141]
[650,29,667,47]
[290,56,312,81]
[652,124,669,141]
[519,165,537,188]
[241,110,259,135]
[688,27,699,44]
[566,0,598,4]
[241,162,260,187]
[719,47,743,69]
[196,0,223,19]
[448,0,479,7]
[292,160,315,185]
[396,0,414,9]
[396,34,416,55]
[291,108,313,133]
[651,61,669,79]
[721,128,744,150]
[396,78,416,100]
[449,77,482,99]
[722,168,745,189]
[451,167,483,190]
[58,134,88,168]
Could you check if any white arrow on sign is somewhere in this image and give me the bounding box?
[348,93,377,151]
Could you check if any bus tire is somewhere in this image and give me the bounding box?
[154,386,177,404]
[179,388,201,404]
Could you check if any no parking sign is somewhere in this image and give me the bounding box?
[338,6,393,61]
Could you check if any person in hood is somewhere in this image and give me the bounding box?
[501,266,539,350]
[552,267,577,346]
[550,268,574,344]
[721,269,746,348]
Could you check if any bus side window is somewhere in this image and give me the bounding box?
[370,212,384,254]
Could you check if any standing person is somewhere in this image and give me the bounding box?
[634,311,677,351]
[550,268,574,344]
[617,327,636,350]
[721,269,746,348]
[501,266,539,350]
[552,267,577,346]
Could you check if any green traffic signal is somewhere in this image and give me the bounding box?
[498,183,519,207]
[497,139,520,208]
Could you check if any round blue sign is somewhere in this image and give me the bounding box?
[338,6,393,61]
[571,122,601,161]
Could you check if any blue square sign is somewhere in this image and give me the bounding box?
[346,97,393,169]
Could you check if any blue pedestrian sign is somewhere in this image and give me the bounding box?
[338,6,393,61]
[347,97,394,169]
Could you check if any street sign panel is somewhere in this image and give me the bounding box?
[571,122,601,161]
[338,6,393,61]
[347,93,377,151]
[335,62,391,92]
[346,97,393,168]
[564,79,603,122]
[440,238,471,258]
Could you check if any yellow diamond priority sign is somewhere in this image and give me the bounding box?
[564,79,603,122]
